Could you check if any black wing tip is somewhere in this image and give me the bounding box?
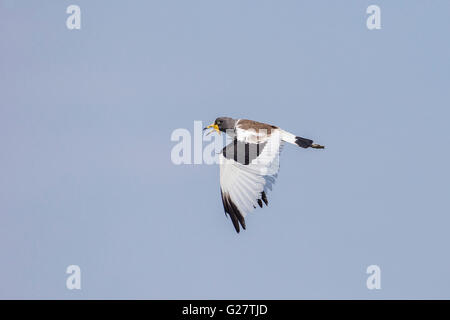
[257,199,263,208]
[261,191,268,206]
[221,191,246,233]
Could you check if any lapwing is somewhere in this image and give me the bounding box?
[204,117,324,233]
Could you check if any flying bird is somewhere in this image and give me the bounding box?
[204,117,324,233]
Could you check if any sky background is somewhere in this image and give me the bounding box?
[1,0,449,299]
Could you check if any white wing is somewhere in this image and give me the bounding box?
[219,130,283,232]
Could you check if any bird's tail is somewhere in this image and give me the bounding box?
[280,130,325,149]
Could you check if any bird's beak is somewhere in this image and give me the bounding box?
[203,123,220,136]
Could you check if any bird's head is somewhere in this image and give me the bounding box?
[203,117,236,135]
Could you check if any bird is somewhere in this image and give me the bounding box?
[204,117,325,233]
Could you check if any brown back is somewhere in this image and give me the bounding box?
[237,119,278,134]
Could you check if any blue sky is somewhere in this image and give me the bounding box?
[0,0,449,299]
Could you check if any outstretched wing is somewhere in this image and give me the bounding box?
[219,130,283,232]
